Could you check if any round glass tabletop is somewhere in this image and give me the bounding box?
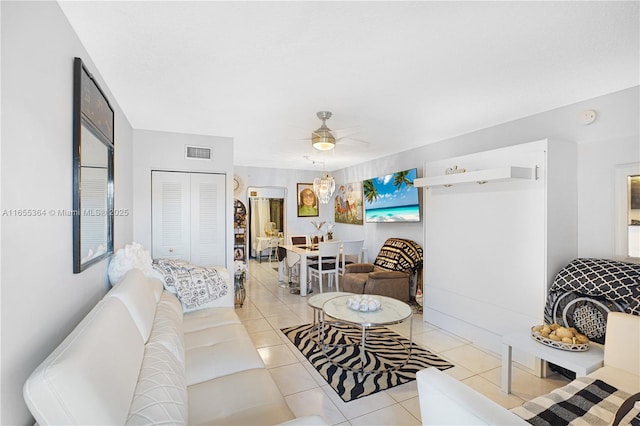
[323,294,412,326]
[307,291,354,310]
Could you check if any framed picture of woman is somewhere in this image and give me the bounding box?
[297,183,319,217]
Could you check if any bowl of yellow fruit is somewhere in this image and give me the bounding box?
[531,323,590,351]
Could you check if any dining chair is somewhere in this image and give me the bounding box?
[339,240,364,275]
[282,235,308,287]
[308,241,342,293]
[290,235,308,246]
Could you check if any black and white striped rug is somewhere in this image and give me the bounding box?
[281,322,454,402]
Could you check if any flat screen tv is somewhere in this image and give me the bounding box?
[364,168,420,223]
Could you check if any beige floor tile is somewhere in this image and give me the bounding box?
[284,388,347,425]
[334,422,352,426]
[349,404,421,426]
[233,302,264,321]
[384,380,418,402]
[241,317,273,334]
[248,329,284,348]
[265,312,307,330]
[443,364,476,381]
[480,365,570,401]
[461,375,525,409]
[269,363,320,396]
[441,344,501,374]
[400,396,422,422]
[412,329,469,353]
[320,384,397,420]
[255,302,294,316]
[386,315,435,338]
[257,344,299,368]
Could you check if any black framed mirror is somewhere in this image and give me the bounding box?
[73,57,114,273]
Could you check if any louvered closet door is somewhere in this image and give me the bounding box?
[152,171,226,266]
[190,173,225,266]
[152,171,191,260]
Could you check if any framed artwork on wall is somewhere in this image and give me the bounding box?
[334,181,364,225]
[297,183,319,217]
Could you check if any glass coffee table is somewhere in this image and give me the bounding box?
[321,294,413,375]
[307,292,354,343]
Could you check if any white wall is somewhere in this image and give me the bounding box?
[131,129,234,283]
[0,2,134,424]
[237,87,639,269]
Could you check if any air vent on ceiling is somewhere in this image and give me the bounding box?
[185,145,212,160]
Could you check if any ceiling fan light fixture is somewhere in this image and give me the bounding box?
[311,111,336,151]
[311,128,336,151]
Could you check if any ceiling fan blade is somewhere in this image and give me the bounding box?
[339,138,371,146]
[333,126,361,139]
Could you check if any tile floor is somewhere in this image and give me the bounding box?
[237,259,570,425]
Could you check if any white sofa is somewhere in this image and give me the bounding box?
[23,268,326,425]
[417,312,640,425]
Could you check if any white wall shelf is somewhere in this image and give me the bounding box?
[414,166,535,188]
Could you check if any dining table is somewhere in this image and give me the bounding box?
[277,243,366,296]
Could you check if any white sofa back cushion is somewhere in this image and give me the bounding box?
[106,269,163,342]
[23,298,145,425]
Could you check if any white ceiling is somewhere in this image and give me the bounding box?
[58,1,639,171]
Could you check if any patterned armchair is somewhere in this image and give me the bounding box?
[342,238,423,302]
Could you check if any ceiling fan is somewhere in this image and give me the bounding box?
[309,111,366,151]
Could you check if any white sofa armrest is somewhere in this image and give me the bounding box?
[416,368,527,425]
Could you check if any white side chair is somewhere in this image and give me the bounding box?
[308,241,341,293]
[339,240,364,275]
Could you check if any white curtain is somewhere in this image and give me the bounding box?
[249,197,271,257]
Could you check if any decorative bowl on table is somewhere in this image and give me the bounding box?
[347,295,381,312]
[530,323,590,352]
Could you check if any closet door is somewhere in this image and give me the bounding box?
[190,173,225,266]
[152,171,191,260]
[152,171,226,266]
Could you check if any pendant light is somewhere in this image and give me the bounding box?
[313,173,335,204]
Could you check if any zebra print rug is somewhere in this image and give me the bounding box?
[281,322,454,402]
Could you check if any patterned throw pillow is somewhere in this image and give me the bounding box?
[373,238,423,273]
[544,258,640,344]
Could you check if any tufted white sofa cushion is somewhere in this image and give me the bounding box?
[126,294,188,425]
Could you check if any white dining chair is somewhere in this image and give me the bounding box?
[283,235,308,286]
[339,240,364,275]
[308,241,342,293]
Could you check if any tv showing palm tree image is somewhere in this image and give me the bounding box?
[363,168,420,223]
